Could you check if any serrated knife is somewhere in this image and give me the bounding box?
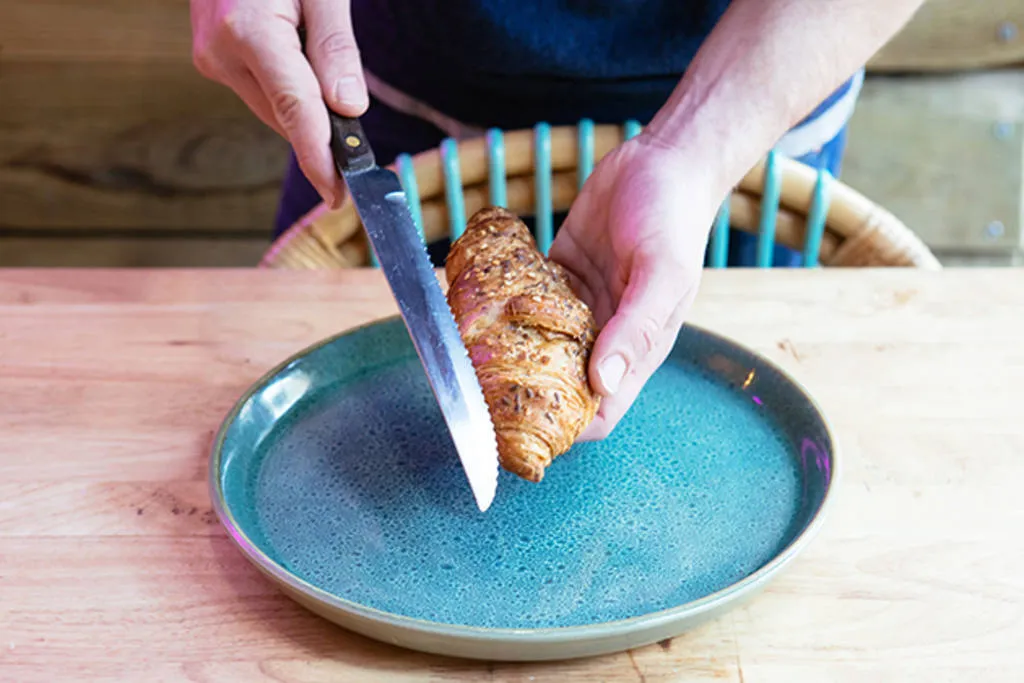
[328,111,500,512]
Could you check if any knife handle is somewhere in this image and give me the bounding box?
[329,112,376,174]
[295,27,375,174]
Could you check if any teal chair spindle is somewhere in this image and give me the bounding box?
[624,119,643,140]
[487,128,508,209]
[384,120,833,271]
[379,153,427,271]
[756,150,782,267]
[537,119,638,255]
[441,137,468,242]
[802,169,831,268]
[708,200,732,269]
[578,119,595,191]
[534,123,554,255]
[397,153,425,234]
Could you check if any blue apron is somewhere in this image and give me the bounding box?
[275,0,859,267]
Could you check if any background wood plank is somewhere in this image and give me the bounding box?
[868,0,1024,72]
[0,234,269,267]
[0,61,290,233]
[0,0,289,245]
[0,0,192,62]
[843,70,1024,255]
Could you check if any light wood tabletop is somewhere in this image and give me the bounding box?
[1,268,1022,682]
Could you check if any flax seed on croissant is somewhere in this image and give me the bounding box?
[444,206,601,482]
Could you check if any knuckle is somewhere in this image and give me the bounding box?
[633,315,662,359]
[191,6,265,78]
[218,10,252,43]
[191,37,225,78]
[315,32,361,63]
[191,45,214,75]
[270,91,306,130]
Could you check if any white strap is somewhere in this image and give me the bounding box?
[364,69,485,140]
[774,69,864,159]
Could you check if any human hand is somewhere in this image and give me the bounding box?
[190,0,367,207]
[549,134,723,440]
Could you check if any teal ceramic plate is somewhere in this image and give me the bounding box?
[211,316,837,661]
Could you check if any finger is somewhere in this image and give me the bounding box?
[190,47,288,145]
[577,414,609,442]
[230,67,287,138]
[588,253,697,397]
[548,171,598,280]
[578,291,691,442]
[241,22,343,207]
[549,196,618,326]
[303,0,368,116]
[577,332,674,441]
[548,228,603,315]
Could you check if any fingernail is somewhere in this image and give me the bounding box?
[334,76,367,109]
[597,354,627,395]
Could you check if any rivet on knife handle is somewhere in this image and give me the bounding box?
[329,113,376,174]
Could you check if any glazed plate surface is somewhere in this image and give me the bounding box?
[211,316,836,661]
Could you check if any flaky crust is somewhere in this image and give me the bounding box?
[445,207,600,482]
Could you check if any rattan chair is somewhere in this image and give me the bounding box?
[261,120,941,270]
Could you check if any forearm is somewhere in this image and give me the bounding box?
[645,0,925,193]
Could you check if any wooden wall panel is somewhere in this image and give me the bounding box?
[0,0,291,248]
[868,0,1024,72]
[0,234,269,267]
[842,71,1024,254]
[0,0,191,62]
[1,62,290,232]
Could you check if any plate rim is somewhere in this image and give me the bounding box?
[209,314,841,644]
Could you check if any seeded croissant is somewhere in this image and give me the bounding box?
[444,207,601,482]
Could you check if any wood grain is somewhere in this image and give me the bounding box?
[0,235,269,267]
[0,0,192,62]
[0,0,292,262]
[868,0,1024,71]
[0,269,1023,682]
[0,61,289,233]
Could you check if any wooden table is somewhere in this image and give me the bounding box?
[2,268,1022,682]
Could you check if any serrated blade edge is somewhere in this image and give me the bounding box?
[342,167,499,511]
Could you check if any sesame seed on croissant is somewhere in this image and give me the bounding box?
[444,207,600,482]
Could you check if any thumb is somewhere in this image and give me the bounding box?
[304,0,368,116]
[589,254,697,396]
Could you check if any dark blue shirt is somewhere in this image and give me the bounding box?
[351,0,853,130]
[353,0,732,127]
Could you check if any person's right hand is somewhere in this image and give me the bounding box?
[190,0,368,208]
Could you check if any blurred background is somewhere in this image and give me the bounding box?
[1,0,1022,268]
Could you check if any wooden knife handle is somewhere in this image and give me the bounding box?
[296,26,376,174]
[329,112,376,173]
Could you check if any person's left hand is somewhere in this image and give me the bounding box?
[549,133,724,440]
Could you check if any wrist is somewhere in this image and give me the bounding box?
[642,65,783,198]
[643,0,927,191]
[622,132,733,250]
[635,115,751,207]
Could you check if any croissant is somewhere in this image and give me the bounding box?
[445,207,601,482]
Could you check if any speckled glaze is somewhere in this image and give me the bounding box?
[211,316,837,661]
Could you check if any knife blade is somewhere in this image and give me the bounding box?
[328,112,500,512]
